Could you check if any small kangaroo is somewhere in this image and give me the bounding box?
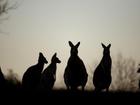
[64,41,88,90]
[22,52,48,90]
[40,53,61,91]
[93,43,112,92]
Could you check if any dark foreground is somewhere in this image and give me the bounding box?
[1,89,140,104]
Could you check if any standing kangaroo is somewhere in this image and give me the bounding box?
[22,52,48,90]
[93,43,112,92]
[64,41,88,90]
[40,53,61,91]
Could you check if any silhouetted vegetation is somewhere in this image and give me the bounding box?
[111,53,138,91]
[0,0,17,16]
[5,69,21,91]
[0,0,21,34]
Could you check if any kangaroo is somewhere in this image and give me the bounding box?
[64,41,88,90]
[40,53,61,91]
[137,64,140,89]
[93,43,112,92]
[22,52,48,90]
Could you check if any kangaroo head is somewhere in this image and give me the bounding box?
[51,53,61,63]
[101,43,111,55]
[69,41,80,56]
[38,52,48,64]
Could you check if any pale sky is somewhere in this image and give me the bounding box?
[0,0,140,89]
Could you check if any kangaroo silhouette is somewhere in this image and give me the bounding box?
[137,64,140,73]
[40,53,61,91]
[93,43,112,92]
[137,64,140,89]
[22,52,48,90]
[64,41,88,90]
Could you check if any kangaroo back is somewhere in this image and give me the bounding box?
[64,41,88,90]
[93,43,112,92]
[22,52,48,90]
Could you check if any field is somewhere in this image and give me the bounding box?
[1,88,140,104]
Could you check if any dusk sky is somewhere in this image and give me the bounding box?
[0,0,140,89]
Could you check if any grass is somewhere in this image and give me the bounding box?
[1,88,140,100]
[0,86,139,104]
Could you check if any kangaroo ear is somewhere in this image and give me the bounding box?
[54,53,57,57]
[108,44,111,48]
[69,41,74,47]
[52,53,57,58]
[101,43,106,48]
[76,42,80,48]
[39,52,43,56]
